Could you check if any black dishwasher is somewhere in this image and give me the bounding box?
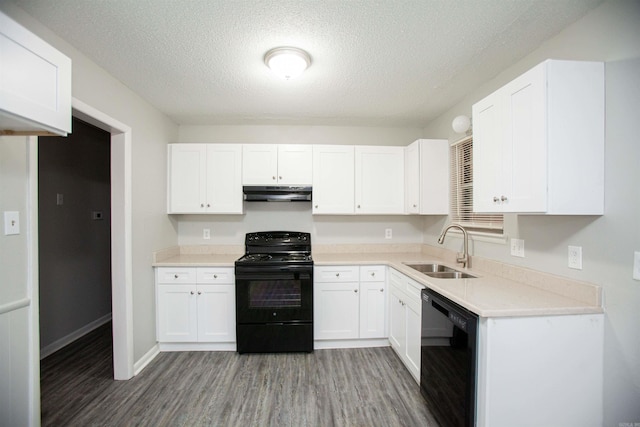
[421,288,478,427]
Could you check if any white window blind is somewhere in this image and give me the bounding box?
[450,136,503,233]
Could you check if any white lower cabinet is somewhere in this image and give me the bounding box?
[156,267,235,344]
[388,268,422,383]
[314,265,387,343]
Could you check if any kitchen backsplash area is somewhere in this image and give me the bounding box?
[176,203,427,246]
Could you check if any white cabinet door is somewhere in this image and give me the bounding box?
[196,284,236,342]
[314,282,360,340]
[473,59,604,215]
[404,297,422,381]
[242,144,312,185]
[404,141,420,214]
[405,139,449,214]
[205,144,243,214]
[277,144,312,185]
[168,144,242,214]
[389,285,406,354]
[0,11,71,136]
[157,284,198,342]
[167,144,207,213]
[359,281,387,339]
[242,144,278,184]
[312,145,355,214]
[473,92,505,213]
[355,146,404,214]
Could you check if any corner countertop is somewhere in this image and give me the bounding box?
[152,245,603,318]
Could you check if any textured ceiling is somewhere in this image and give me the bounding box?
[13,0,602,127]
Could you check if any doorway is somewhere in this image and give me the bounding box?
[38,117,112,357]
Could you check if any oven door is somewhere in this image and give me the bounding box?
[235,265,313,324]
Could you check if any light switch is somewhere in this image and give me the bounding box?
[4,211,20,235]
[568,246,583,270]
[510,238,525,258]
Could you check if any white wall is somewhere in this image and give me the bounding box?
[0,0,180,369]
[421,1,640,424]
[177,125,426,246]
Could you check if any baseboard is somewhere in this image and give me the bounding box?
[158,342,237,352]
[134,343,160,376]
[314,338,390,350]
[40,313,112,359]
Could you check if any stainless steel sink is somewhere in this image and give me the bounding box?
[403,263,477,279]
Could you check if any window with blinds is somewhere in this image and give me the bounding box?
[450,136,503,233]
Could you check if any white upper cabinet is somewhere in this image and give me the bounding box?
[167,144,243,214]
[472,59,604,214]
[242,144,312,185]
[355,146,405,214]
[0,11,71,136]
[312,145,355,214]
[405,139,449,215]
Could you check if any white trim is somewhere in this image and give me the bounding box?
[27,136,41,427]
[133,344,160,376]
[0,298,30,315]
[39,313,112,359]
[158,342,237,352]
[71,98,134,381]
[314,339,390,350]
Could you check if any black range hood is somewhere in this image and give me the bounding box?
[243,186,312,202]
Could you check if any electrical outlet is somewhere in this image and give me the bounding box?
[633,251,640,281]
[568,246,583,270]
[203,228,211,240]
[385,228,392,239]
[510,238,525,258]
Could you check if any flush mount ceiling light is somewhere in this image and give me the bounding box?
[264,47,311,80]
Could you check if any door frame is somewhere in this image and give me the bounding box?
[69,98,133,380]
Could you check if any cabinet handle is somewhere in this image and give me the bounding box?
[213,274,218,279]
[201,203,205,208]
[190,291,195,295]
[336,273,340,277]
[279,176,283,180]
[354,289,358,293]
[272,176,276,180]
[493,196,500,203]
[357,204,361,209]
[501,195,508,202]
[315,205,318,208]
[413,204,417,208]
[370,272,375,277]
[380,288,384,292]
[174,274,178,279]
[207,203,210,207]
[197,291,202,295]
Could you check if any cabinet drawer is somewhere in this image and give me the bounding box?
[360,265,386,282]
[389,268,423,298]
[314,266,359,282]
[157,268,197,284]
[197,268,234,284]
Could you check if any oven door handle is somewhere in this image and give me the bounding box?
[235,271,312,280]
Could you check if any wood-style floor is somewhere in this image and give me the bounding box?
[41,323,439,426]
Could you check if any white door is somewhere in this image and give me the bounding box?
[196,284,236,342]
[355,146,404,214]
[405,141,420,214]
[389,286,406,354]
[359,282,387,338]
[242,144,278,184]
[157,284,198,342]
[405,297,422,381]
[206,144,243,213]
[312,145,355,214]
[277,144,312,185]
[168,144,207,213]
[314,282,360,340]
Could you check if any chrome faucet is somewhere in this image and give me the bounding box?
[437,224,470,268]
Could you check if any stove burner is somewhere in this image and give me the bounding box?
[242,254,273,262]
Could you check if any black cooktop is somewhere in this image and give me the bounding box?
[236,231,312,266]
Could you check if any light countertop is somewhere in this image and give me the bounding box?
[153,245,603,318]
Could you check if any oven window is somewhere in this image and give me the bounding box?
[248,280,302,308]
